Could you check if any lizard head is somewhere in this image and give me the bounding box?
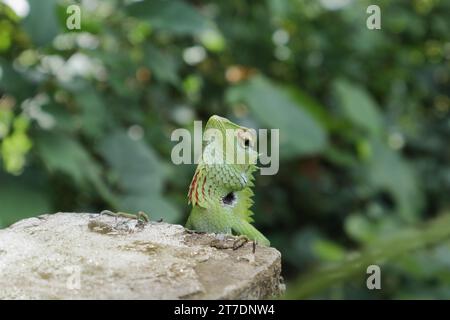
[202,115,258,168]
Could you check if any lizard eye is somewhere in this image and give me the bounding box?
[222,192,237,206]
[237,129,254,149]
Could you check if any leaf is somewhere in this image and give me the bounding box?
[286,214,450,299]
[0,171,52,228]
[344,214,376,243]
[200,28,226,52]
[333,79,383,137]
[98,130,180,222]
[366,140,424,222]
[226,75,327,159]
[126,0,209,36]
[74,88,110,139]
[35,132,115,205]
[1,115,32,175]
[22,0,60,46]
[287,86,334,130]
[312,239,346,262]
[145,44,179,85]
[36,133,97,186]
[0,58,35,99]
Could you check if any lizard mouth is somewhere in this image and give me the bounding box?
[222,192,237,207]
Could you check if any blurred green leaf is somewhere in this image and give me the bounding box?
[74,88,110,139]
[200,29,226,52]
[0,172,52,228]
[333,79,383,137]
[126,0,209,36]
[98,130,180,222]
[145,44,179,85]
[366,140,424,222]
[313,239,346,262]
[22,0,59,46]
[344,213,376,243]
[0,108,12,138]
[287,86,334,130]
[0,20,13,52]
[35,132,115,205]
[1,115,32,175]
[226,75,327,159]
[0,58,35,99]
[36,133,97,187]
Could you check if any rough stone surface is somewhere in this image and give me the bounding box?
[0,213,284,299]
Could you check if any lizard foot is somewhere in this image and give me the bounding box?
[185,229,207,235]
[100,210,150,225]
[210,234,249,250]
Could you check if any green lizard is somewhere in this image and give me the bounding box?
[185,115,270,247]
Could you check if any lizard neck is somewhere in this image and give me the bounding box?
[188,163,256,209]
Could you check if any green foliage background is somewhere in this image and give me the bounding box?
[0,0,449,299]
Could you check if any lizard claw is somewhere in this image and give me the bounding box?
[232,235,249,250]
